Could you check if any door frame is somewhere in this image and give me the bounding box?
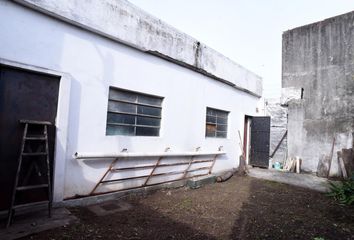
[0,58,71,203]
[243,115,252,165]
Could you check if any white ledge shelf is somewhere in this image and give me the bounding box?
[74,151,226,159]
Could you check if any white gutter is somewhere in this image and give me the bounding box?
[74,151,226,159]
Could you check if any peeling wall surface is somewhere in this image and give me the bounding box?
[265,99,288,164]
[0,1,261,202]
[282,11,354,173]
[14,0,262,97]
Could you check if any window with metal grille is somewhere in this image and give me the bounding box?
[106,87,163,136]
[205,107,228,138]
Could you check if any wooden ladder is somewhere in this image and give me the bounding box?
[6,120,53,228]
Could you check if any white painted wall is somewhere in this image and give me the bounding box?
[14,0,263,97]
[0,1,260,201]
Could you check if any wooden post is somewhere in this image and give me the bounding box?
[238,130,245,157]
[237,130,249,174]
[337,151,348,179]
[270,130,287,158]
[295,157,301,174]
[327,137,336,178]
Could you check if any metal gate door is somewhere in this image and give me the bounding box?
[250,116,270,168]
[0,65,60,210]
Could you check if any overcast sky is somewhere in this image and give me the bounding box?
[128,0,354,98]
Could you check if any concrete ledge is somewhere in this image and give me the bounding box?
[13,0,262,97]
[56,179,188,207]
[187,175,216,189]
[248,168,331,192]
[0,175,217,213]
[58,174,218,207]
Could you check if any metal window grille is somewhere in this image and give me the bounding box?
[106,87,163,136]
[205,107,228,138]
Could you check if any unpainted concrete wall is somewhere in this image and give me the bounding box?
[265,98,288,165]
[282,11,354,173]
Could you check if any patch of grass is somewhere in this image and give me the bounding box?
[176,198,193,210]
[264,180,284,187]
[327,174,354,205]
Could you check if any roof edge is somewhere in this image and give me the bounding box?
[14,0,262,97]
[283,10,354,35]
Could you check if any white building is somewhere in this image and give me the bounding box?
[0,0,262,208]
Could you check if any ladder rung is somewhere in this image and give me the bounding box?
[22,152,47,156]
[16,184,49,191]
[13,200,50,210]
[20,120,52,125]
[7,119,52,227]
[25,136,47,140]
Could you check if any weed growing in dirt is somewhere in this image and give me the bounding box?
[177,198,193,209]
[327,174,354,205]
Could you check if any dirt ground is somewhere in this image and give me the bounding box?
[22,176,353,240]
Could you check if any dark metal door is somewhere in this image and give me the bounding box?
[250,116,270,168]
[0,65,60,210]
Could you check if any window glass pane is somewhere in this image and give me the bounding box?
[136,127,159,136]
[138,105,161,117]
[109,89,137,102]
[138,95,162,106]
[216,131,227,138]
[206,107,228,138]
[217,117,228,124]
[217,124,227,131]
[107,113,135,125]
[206,115,216,123]
[206,124,216,137]
[207,108,217,116]
[108,101,136,113]
[206,131,216,137]
[217,111,228,118]
[106,88,162,136]
[137,116,160,126]
[106,125,135,136]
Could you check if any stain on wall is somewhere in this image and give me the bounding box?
[282,11,354,173]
